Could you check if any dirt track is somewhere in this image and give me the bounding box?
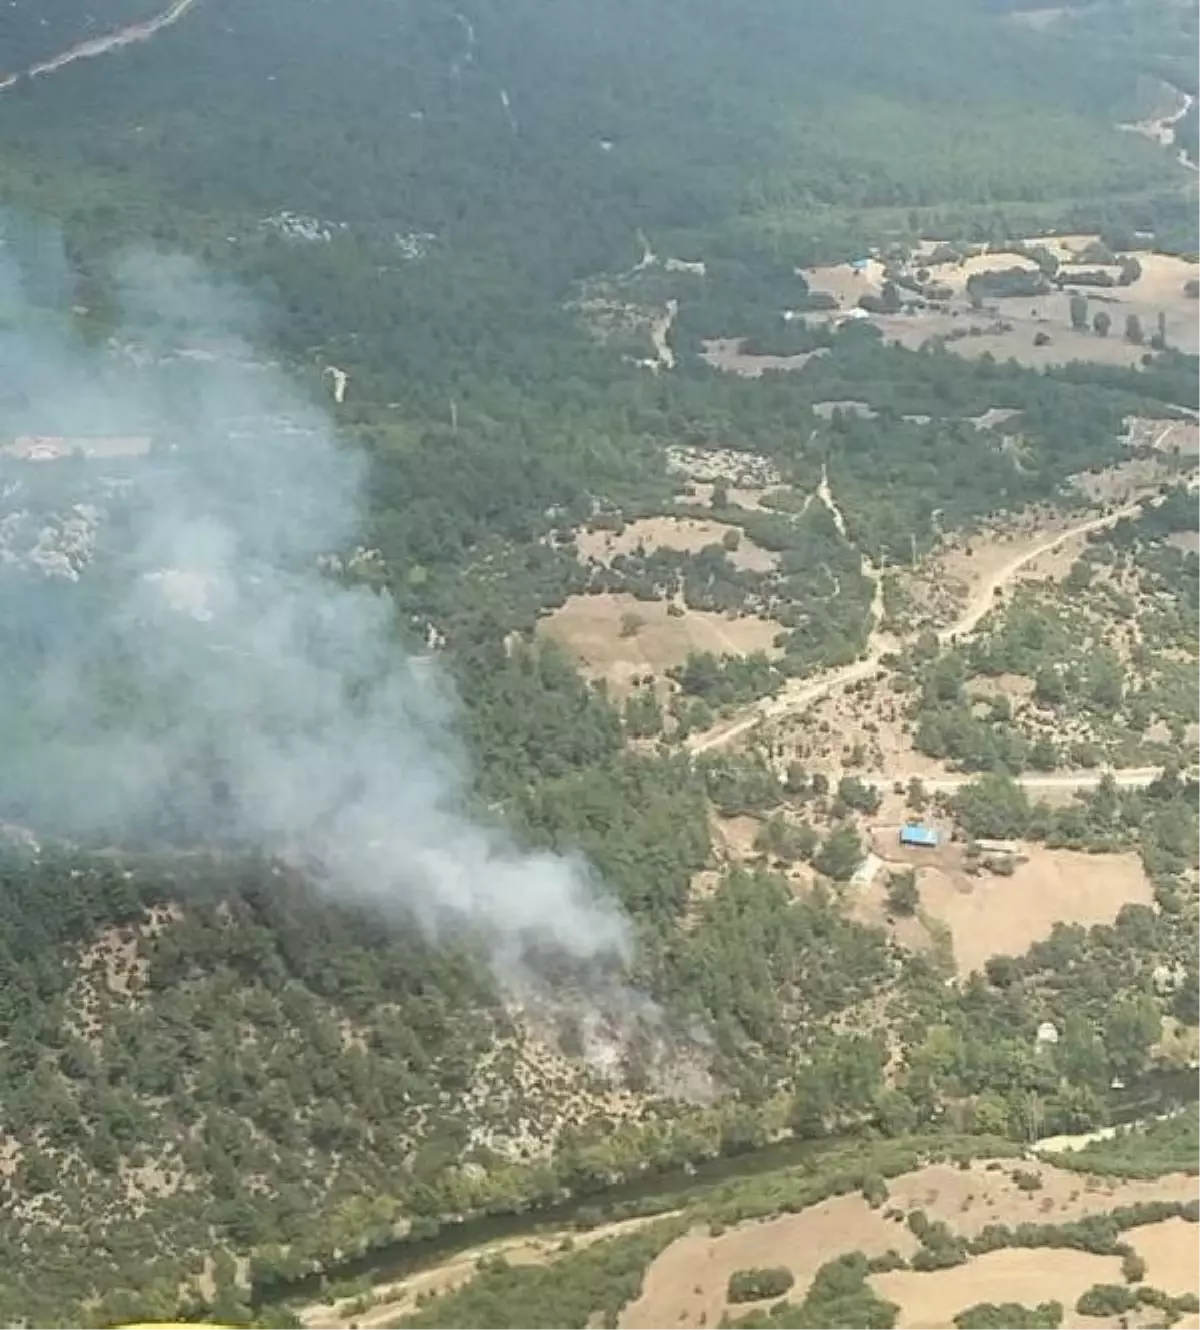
[0,0,200,90]
[688,495,1149,755]
[861,766,1162,793]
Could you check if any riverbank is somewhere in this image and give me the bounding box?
[272,1070,1198,1322]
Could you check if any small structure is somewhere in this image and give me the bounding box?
[849,257,870,273]
[899,822,939,849]
[1035,1021,1060,1047]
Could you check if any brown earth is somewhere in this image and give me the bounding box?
[539,592,783,696]
[302,1153,1200,1330]
[700,338,828,377]
[888,846,1154,977]
[619,1194,920,1330]
[1131,1216,1200,1295]
[873,1247,1124,1329]
[802,240,1198,369]
[621,1160,1199,1330]
[576,516,778,573]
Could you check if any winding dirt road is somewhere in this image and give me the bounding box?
[0,0,200,91]
[688,495,1149,756]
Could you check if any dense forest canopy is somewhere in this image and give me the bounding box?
[0,0,1197,1325]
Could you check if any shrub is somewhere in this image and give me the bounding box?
[727,1267,795,1304]
[954,1301,1063,1329]
[862,1174,889,1208]
[1075,1284,1137,1317]
[1120,1250,1146,1283]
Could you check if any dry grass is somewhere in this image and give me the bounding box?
[801,258,888,306]
[699,338,827,377]
[619,1195,920,1329]
[802,239,1198,369]
[576,516,778,573]
[621,1161,1199,1330]
[1132,1216,1200,1295]
[904,847,1154,977]
[539,593,783,696]
[299,1153,1200,1330]
[873,1247,1124,1329]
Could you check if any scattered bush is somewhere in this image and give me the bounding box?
[727,1267,795,1304]
[1075,1283,1136,1317]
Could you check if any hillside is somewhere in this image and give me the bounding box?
[0,0,1197,1326]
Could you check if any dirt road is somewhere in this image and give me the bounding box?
[1119,84,1198,173]
[862,767,1163,793]
[688,496,1147,756]
[0,0,200,90]
[650,300,678,370]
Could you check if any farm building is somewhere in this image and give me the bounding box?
[899,822,939,849]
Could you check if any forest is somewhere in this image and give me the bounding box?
[0,0,1197,1325]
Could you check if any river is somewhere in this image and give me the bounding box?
[256,1067,1198,1309]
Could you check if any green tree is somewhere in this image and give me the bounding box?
[1103,995,1161,1081]
[1124,313,1144,345]
[1068,292,1088,330]
[1092,310,1110,337]
[952,773,1031,840]
[886,869,919,915]
[814,824,864,882]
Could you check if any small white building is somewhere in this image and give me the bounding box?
[1035,1021,1060,1047]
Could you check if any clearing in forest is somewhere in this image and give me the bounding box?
[801,237,1199,369]
[575,516,779,573]
[621,1160,1199,1330]
[539,592,783,696]
[699,338,827,377]
[859,836,1154,976]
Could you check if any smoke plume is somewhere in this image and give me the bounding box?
[0,240,630,970]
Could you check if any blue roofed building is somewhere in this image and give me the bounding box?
[899,823,939,849]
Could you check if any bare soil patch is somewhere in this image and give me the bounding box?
[576,516,778,573]
[540,593,783,696]
[1126,416,1200,457]
[894,508,1114,634]
[872,1247,1123,1329]
[1130,1216,1200,1296]
[804,239,1198,368]
[621,1161,1198,1330]
[779,675,949,782]
[619,1194,919,1330]
[801,259,887,307]
[700,338,827,377]
[909,846,1154,976]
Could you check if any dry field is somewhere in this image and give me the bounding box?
[621,1160,1199,1330]
[575,515,778,573]
[539,592,783,695]
[801,239,1199,369]
[859,834,1154,976]
[1126,416,1200,457]
[874,1247,1123,1329]
[620,1192,921,1330]
[700,338,827,377]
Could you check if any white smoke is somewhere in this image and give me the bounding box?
[0,241,630,969]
